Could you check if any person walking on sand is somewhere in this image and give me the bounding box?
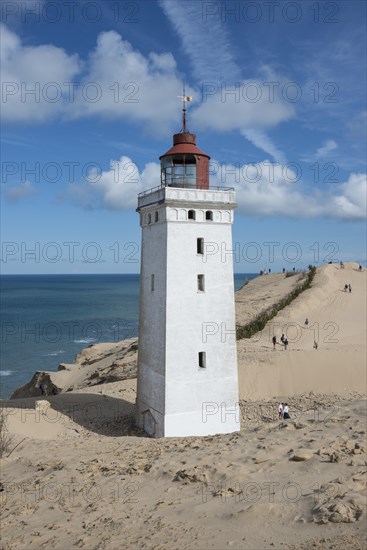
[348,284,352,293]
[272,335,277,349]
[344,284,348,292]
[284,338,288,350]
[305,318,309,326]
[280,333,285,344]
[278,402,284,420]
[283,403,290,420]
[313,341,318,350]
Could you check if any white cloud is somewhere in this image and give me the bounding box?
[68,30,183,134]
[0,23,293,143]
[192,81,294,133]
[229,165,366,220]
[315,139,338,159]
[301,138,339,163]
[5,180,38,201]
[0,24,185,132]
[67,156,160,210]
[159,1,292,157]
[90,157,159,210]
[0,23,80,122]
[212,160,320,217]
[327,173,367,220]
[241,129,286,164]
[69,154,366,221]
[159,0,241,82]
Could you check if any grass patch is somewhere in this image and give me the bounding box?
[0,408,14,458]
[236,265,317,340]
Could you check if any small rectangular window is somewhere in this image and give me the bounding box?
[151,274,155,291]
[199,351,206,368]
[197,238,204,255]
[197,274,205,292]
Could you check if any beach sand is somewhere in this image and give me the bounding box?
[1,263,366,549]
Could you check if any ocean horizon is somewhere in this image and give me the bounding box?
[0,273,256,398]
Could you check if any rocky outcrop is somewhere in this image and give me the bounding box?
[10,371,61,399]
[10,339,138,399]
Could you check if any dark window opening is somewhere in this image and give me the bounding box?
[155,211,159,222]
[188,210,195,220]
[197,274,205,292]
[197,238,204,255]
[151,274,155,291]
[199,351,206,368]
[205,210,213,221]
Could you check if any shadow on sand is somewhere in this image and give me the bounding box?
[2,393,147,438]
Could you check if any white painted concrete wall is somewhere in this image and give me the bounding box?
[136,189,240,437]
[136,217,167,434]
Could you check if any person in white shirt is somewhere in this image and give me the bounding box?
[283,403,290,420]
[278,402,284,420]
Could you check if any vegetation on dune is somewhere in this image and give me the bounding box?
[236,265,317,340]
[0,409,14,458]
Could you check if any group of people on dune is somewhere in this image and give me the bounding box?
[278,402,290,420]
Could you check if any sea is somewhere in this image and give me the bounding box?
[0,273,256,399]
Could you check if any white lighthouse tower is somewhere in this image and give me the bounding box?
[136,97,240,437]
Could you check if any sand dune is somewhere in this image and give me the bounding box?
[1,263,366,549]
[1,391,366,549]
[237,263,366,399]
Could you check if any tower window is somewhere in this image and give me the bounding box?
[151,274,155,291]
[205,210,213,221]
[197,274,205,292]
[197,238,204,255]
[147,213,152,224]
[188,210,195,220]
[198,352,206,369]
[155,211,159,222]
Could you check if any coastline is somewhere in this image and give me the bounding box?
[0,272,254,398]
[8,262,366,401]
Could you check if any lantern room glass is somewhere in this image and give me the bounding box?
[161,155,197,187]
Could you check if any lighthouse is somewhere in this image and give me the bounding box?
[136,96,240,437]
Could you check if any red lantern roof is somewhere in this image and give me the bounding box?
[159,132,210,160]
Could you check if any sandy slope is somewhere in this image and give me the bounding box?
[1,263,366,549]
[237,263,366,399]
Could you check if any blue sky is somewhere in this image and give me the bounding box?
[1,0,366,274]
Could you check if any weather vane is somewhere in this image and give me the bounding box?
[177,84,192,133]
